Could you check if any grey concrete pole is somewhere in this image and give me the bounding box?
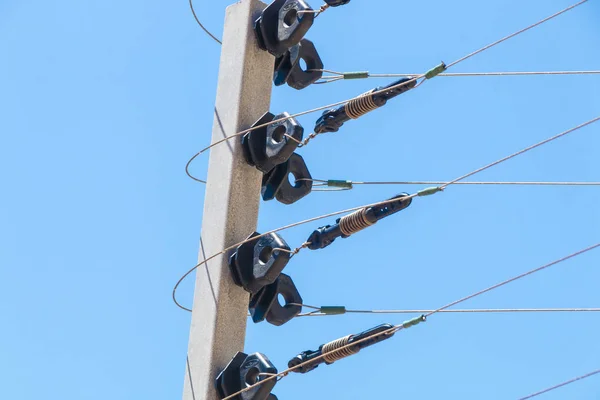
[183,1,273,399]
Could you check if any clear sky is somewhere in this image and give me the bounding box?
[1,0,599,399]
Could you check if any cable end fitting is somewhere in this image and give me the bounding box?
[425,61,447,79]
[342,71,370,80]
[327,179,353,189]
[417,186,443,197]
[402,314,426,329]
[320,306,347,315]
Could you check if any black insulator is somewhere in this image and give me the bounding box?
[255,0,315,57]
[261,152,312,205]
[249,273,302,326]
[229,232,292,294]
[216,352,278,400]
[243,111,304,174]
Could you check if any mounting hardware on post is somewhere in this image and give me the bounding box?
[242,112,313,205]
[287,323,403,374]
[216,352,279,400]
[307,192,412,250]
[249,273,303,326]
[314,77,417,134]
[262,152,313,204]
[229,232,303,326]
[243,111,304,174]
[229,232,293,295]
[255,0,315,57]
[274,38,324,90]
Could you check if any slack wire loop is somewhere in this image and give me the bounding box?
[184,0,589,183]
[189,0,222,45]
[221,242,600,400]
[174,114,600,312]
[518,369,600,399]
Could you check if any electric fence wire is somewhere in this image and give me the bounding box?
[315,70,600,84]
[294,306,600,317]
[184,0,589,183]
[180,0,599,396]
[173,113,600,311]
[518,368,600,400]
[221,242,600,400]
[305,179,600,191]
[189,0,222,44]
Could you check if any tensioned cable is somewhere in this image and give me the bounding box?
[189,0,222,45]
[446,1,587,69]
[438,116,600,191]
[316,70,600,84]
[304,179,600,191]
[350,181,600,186]
[173,114,600,311]
[221,242,600,400]
[294,306,600,317]
[184,0,588,183]
[518,368,600,399]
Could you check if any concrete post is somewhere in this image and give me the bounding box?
[183,1,273,399]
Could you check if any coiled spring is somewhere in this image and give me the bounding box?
[344,90,379,119]
[322,335,359,363]
[339,208,374,236]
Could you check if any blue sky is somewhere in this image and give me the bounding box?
[1,0,599,399]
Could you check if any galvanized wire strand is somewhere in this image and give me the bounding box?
[518,369,600,400]
[446,0,588,69]
[189,0,222,45]
[317,70,600,83]
[297,4,330,17]
[353,181,600,186]
[220,242,600,400]
[374,70,600,77]
[185,0,589,179]
[438,115,600,190]
[419,242,600,321]
[185,153,207,184]
[174,114,600,311]
[295,307,600,317]
[305,179,600,187]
